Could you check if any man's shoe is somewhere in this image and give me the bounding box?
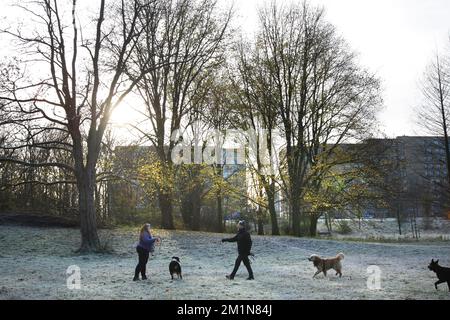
[226,275,234,280]
[246,276,254,280]
[133,276,140,281]
[142,275,148,280]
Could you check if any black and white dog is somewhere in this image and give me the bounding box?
[169,256,182,280]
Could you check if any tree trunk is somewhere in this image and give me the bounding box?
[95,182,101,225]
[396,202,402,235]
[77,167,100,252]
[180,187,202,231]
[287,153,303,237]
[159,191,175,229]
[309,215,318,237]
[266,182,279,235]
[191,190,201,231]
[257,208,265,235]
[216,193,223,233]
[180,196,193,229]
[436,58,450,187]
[291,187,302,236]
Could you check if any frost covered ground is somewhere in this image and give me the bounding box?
[0,225,449,300]
[315,217,450,241]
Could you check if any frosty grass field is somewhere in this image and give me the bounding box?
[0,223,449,300]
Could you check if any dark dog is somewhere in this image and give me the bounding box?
[308,253,344,278]
[428,259,450,291]
[169,256,182,280]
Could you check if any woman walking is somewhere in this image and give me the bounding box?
[134,223,160,281]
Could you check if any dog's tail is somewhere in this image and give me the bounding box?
[336,252,344,260]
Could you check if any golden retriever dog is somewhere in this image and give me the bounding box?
[308,253,344,278]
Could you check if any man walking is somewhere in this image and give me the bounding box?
[222,220,254,280]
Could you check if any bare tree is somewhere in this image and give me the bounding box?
[230,38,281,235]
[0,0,159,252]
[130,0,232,229]
[256,1,381,236]
[417,52,450,187]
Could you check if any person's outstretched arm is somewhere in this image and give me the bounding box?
[142,233,157,245]
[222,234,238,242]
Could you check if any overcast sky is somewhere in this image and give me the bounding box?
[2,0,450,138]
[236,0,450,137]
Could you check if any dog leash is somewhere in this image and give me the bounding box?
[150,237,162,257]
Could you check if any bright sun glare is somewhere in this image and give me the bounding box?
[110,100,142,128]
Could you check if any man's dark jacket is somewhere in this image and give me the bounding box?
[222,229,252,255]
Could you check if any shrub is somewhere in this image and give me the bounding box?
[336,220,352,235]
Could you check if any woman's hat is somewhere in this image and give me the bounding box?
[238,220,245,226]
